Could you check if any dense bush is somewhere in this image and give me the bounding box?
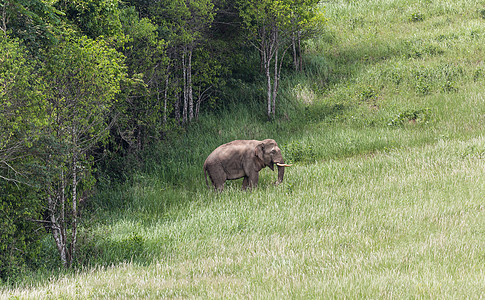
[0,182,44,284]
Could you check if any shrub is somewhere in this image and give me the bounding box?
[283,141,317,163]
[480,9,485,20]
[388,108,432,126]
[409,12,424,22]
[0,182,44,284]
[359,85,378,101]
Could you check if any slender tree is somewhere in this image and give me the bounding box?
[237,0,324,119]
[117,6,170,150]
[156,0,215,124]
[41,35,125,267]
[289,0,325,71]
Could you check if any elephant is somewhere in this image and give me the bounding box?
[203,139,291,191]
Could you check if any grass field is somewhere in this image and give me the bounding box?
[2,0,485,298]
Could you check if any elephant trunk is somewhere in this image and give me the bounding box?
[276,161,286,184]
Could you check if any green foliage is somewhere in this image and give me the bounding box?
[41,33,125,154]
[115,6,170,147]
[155,0,215,45]
[413,68,433,95]
[411,64,463,96]
[236,0,325,118]
[0,0,62,48]
[74,230,147,266]
[460,144,485,159]
[0,181,44,284]
[4,0,485,294]
[30,33,127,267]
[282,141,316,163]
[409,12,424,22]
[0,37,45,179]
[358,84,378,101]
[480,9,485,20]
[387,108,432,127]
[56,0,124,39]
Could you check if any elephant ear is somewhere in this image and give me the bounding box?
[255,143,264,161]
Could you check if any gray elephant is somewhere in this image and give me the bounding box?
[203,139,291,191]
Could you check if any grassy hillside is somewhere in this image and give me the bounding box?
[3,0,485,298]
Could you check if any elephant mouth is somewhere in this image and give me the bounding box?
[276,163,292,167]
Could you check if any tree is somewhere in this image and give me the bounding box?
[111,1,223,155]
[116,6,170,151]
[40,34,125,267]
[237,0,324,119]
[192,46,225,120]
[0,0,61,47]
[0,36,45,282]
[55,0,123,40]
[288,0,325,71]
[0,36,45,183]
[156,0,216,124]
[0,180,43,283]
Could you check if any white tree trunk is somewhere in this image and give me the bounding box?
[0,3,7,36]
[163,65,170,124]
[188,49,193,122]
[266,61,272,119]
[272,48,279,118]
[292,34,298,71]
[70,147,78,268]
[182,50,188,124]
[49,196,67,267]
[195,87,201,120]
[297,31,303,71]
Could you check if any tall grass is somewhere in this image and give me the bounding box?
[4,137,485,298]
[3,0,485,297]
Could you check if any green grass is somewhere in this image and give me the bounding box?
[4,138,485,298]
[3,0,485,298]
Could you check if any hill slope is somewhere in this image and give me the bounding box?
[3,0,485,298]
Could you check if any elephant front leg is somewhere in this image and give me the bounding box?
[242,176,249,190]
[242,174,258,190]
[247,172,259,189]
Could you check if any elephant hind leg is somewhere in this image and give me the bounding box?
[212,179,225,192]
[206,164,226,191]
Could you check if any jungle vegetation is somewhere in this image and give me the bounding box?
[1,0,485,298]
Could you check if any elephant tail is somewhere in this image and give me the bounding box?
[203,163,210,189]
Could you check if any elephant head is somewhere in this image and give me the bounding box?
[255,139,291,184]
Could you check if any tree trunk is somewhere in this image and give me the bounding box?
[259,27,266,73]
[49,195,67,267]
[175,85,180,124]
[265,60,272,120]
[272,48,278,118]
[292,34,298,71]
[48,168,70,268]
[0,2,7,36]
[182,50,188,124]
[163,64,170,124]
[156,80,161,125]
[297,31,303,71]
[195,87,201,121]
[60,170,68,266]
[188,48,193,122]
[70,147,78,268]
